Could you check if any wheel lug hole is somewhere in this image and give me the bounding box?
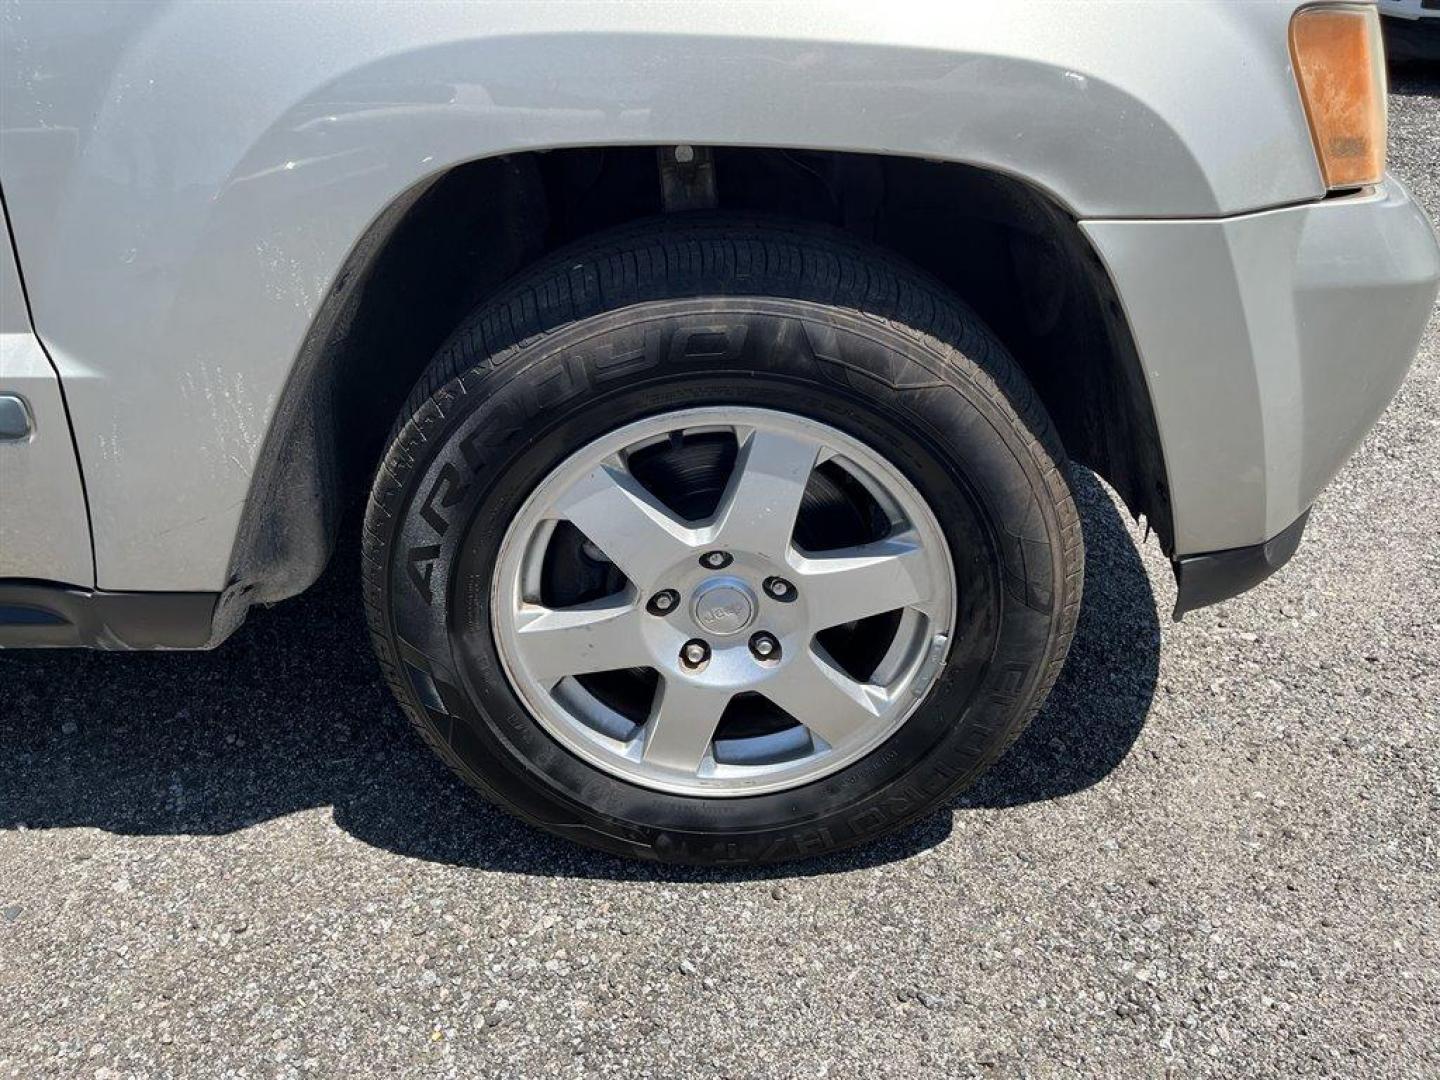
[749,632,780,662]
[763,577,796,602]
[680,639,711,668]
[699,550,732,570]
[647,589,679,615]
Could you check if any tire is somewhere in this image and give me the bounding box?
[362,217,1082,865]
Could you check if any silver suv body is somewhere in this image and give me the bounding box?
[1,2,1436,862]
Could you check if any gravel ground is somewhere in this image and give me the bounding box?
[2,73,1438,1080]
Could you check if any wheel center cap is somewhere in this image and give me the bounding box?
[691,578,756,636]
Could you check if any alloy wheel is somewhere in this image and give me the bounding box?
[489,407,957,797]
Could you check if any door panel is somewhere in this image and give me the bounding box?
[0,198,92,586]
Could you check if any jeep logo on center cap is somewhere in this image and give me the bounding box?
[691,581,756,636]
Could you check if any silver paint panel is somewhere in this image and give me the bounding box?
[1084,176,1440,555]
[0,203,93,582]
[0,1,1327,590]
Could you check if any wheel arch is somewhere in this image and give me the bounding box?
[221,146,1173,639]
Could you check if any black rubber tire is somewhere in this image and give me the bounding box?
[362,217,1082,865]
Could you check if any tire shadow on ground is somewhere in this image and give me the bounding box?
[0,468,1158,882]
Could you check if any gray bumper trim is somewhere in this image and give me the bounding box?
[1171,509,1310,621]
[0,581,218,649]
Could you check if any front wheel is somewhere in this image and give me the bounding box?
[363,220,1082,865]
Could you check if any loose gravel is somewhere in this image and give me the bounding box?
[2,71,1438,1080]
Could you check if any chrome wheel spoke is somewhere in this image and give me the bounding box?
[552,463,699,589]
[640,677,731,774]
[510,598,651,685]
[712,428,822,556]
[762,647,888,748]
[791,530,936,629]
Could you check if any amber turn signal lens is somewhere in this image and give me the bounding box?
[1290,6,1387,190]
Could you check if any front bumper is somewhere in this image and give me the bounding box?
[1083,175,1440,579]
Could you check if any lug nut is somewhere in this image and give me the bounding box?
[764,577,796,601]
[749,632,780,661]
[681,640,710,667]
[647,589,679,615]
[700,550,732,570]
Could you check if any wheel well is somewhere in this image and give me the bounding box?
[224,146,1171,618]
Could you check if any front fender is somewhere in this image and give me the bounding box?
[0,1,1321,590]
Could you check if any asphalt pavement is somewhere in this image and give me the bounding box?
[2,71,1438,1080]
